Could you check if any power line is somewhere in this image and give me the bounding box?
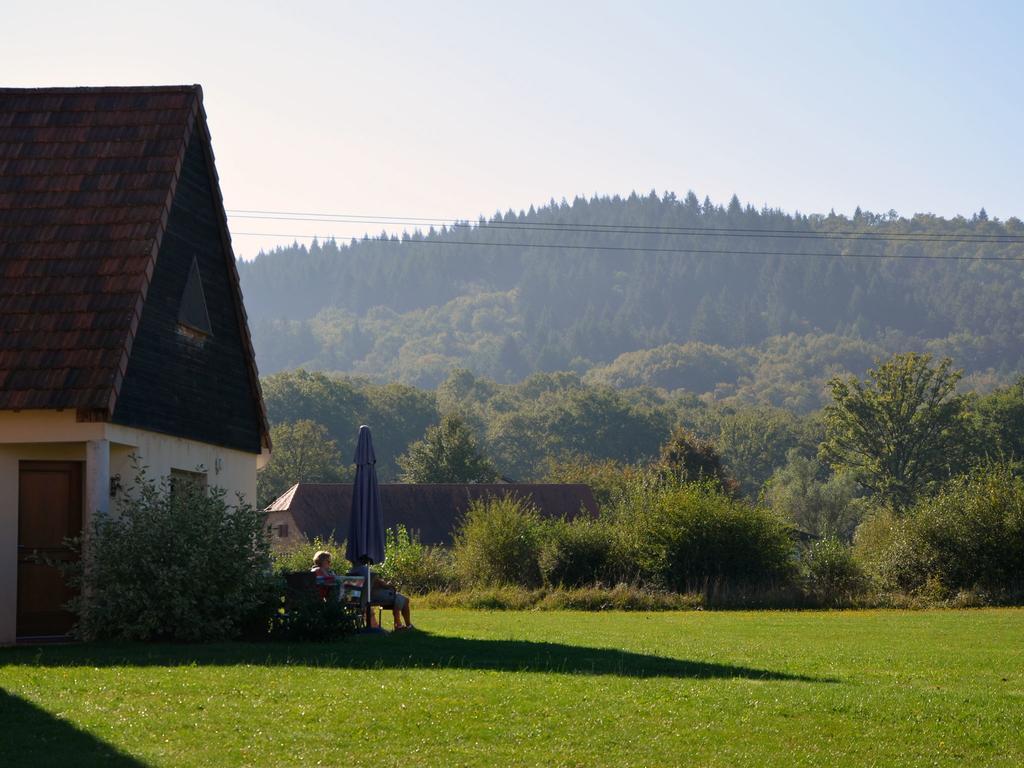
[225,208,1024,245]
[229,231,1024,262]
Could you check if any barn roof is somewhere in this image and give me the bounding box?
[266,483,600,546]
[0,85,269,447]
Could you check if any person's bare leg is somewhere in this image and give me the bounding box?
[402,602,411,627]
[392,608,403,629]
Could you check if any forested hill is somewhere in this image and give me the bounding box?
[237,192,1024,410]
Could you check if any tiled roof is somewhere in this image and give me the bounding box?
[0,86,269,446]
[266,483,600,545]
[0,86,198,412]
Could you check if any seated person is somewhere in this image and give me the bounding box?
[346,562,414,631]
[310,550,339,600]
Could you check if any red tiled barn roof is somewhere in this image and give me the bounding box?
[0,85,269,446]
[265,483,600,546]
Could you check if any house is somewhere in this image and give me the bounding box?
[0,86,271,643]
[264,483,599,548]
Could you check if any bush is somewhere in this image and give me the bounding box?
[264,582,360,641]
[271,535,350,576]
[378,525,456,593]
[69,463,276,642]
[420,585,542,610]
[538,517,614,588]
[416,585,702,611]
[610,477,796,591]
[853,508,921,594]
[452,496,544,588]
[857,466,1024,597]
[602,470,669,584]
[542,454,642,509]
[535,584,702,611]
[802,538,867,606]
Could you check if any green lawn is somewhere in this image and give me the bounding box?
[2,609,1022,767]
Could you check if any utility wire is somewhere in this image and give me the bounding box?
[225,208,1024,244]
[229,231,1024,262]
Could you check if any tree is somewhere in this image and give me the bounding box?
[717,406,802,497]
[820,353,971,512]
[657,427,737,493]
[257,420,349,507]
[973,377,1024,463]
[762,450,862,540]
[398,414,498,483]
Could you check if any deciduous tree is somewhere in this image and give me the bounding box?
[257,419,349,507]
[398,414,498,483]
[820,353,970,512]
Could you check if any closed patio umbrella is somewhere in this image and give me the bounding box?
[346,425,386,629]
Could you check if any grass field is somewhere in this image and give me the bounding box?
[2,609,1022,767]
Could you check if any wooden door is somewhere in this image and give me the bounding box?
[17,461,83,638]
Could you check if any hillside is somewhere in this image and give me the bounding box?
[237,192,1024,409]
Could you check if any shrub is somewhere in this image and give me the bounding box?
[538,517,614,588]
[657,427,738,494]
[802,538,867,606]
[611,477,796,591]
[603,469,670,584]
[853,508,922,593]
[855,466,1024,598]
[265,583,360,642]
[452,495,543,588]
[416,585,702,611]
[69,462,276,642]
[434,586,542,610]
[378,525,456,593]
[535,584,702,611]
[271,535,350,576]
[911,467,1024,594]
[542,454,642,509]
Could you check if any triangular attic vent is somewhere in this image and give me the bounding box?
[178,256,213,335]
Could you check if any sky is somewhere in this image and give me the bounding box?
[3,1,1022,258]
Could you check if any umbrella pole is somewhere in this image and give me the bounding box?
[366,566,372,629]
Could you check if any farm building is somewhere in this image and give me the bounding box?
[0,86,271,643]
[264,482,599,547]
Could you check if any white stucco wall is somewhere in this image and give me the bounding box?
[105,424,259,505]
[0,410,262,644]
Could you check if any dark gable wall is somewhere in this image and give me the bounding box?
[112,126,262,453]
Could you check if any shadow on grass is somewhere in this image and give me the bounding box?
[0,690,149,767]
[1,631,829,682]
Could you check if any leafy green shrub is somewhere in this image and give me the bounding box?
[802,538,867,606]
[416,585,702,611]
[452,495,544,587]
[271,535,350,575]
[378,525,456,593]
[859,467,1024,597]
[853,508,922,593]
[266,584,359,641]
[417,586,541,610]
[610,477,796,591]
[542,454,642,509]
[913,467,1024,594]
[70,463,276,642]
[535,585,702,611]
[538,517,614,587]
[603,469,670,584]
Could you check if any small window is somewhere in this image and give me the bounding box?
[178,256,213,337]
[170,468,207,499]
[276,524,289,538]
